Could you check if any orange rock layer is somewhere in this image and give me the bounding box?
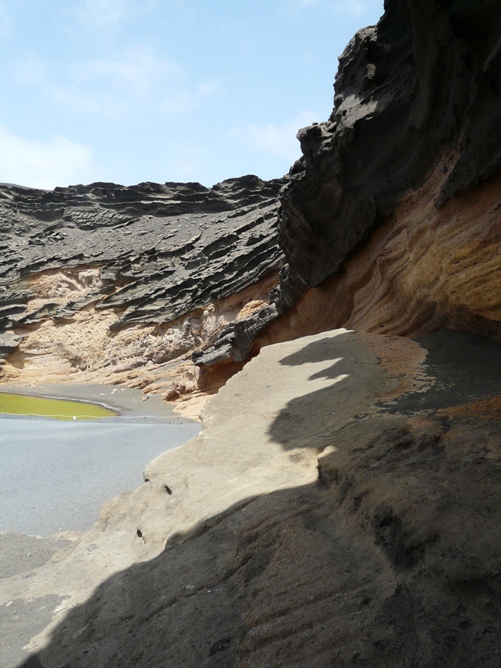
[258,156,501,347]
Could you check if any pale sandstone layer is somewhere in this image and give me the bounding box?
[3,329,501,667]
[0,267,279,417]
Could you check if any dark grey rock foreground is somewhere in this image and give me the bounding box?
[0,176,284,331]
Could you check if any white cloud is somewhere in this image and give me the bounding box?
[0,125,95,189]
[10,54,48,86]
[0,1,11,40]
[71,47,184,93]
[73,0,180,31]
[75,0,131,29]
[232,111,319,162]
[12,46,220,119]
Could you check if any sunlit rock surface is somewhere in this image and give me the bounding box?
[0,176,284,402]
[4,329,501,667]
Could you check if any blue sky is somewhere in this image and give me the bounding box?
[0,0,384,189]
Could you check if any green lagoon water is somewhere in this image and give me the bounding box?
[0,392,117,420]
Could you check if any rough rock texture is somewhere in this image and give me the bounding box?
[280,0,501,289]
[4,329,501,667]
[253,158,501,354]
[197,0,501,370]
[193,263,306,367]
[0,176,283,327]
[0,176,284,399]
[4,0,501,666]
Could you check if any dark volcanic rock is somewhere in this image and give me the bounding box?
[280,0,501,287]
[193,264,307,366]
[0,175,284,332]
[201,0,501,367]
[0,333,23,360]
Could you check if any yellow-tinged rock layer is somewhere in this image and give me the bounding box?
[0,270,280,412]
[259,157,501,347]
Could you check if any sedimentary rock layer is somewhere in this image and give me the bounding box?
[0,176,283,330]
[255,157,501,349]
[198,0,501,369]
[0,176,284,394]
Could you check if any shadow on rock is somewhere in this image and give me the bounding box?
[18,332,501,667]
[267,332,387,451]
[19,413,501,667]
[388,330,501,414]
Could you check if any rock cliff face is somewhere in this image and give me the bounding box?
[0,176,284,402]
[271,0,501,345]
[199,0,501,370]
[4,1,501,667]
[280,0,501,288]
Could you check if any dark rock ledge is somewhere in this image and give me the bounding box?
[280,0,501,288]
[198,0,501,367]
[0,175,284,335]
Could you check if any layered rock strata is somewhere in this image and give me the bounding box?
[4,0,501,665]
[205,0,501,364]
[280,0,501,288]
[0,176,284,398]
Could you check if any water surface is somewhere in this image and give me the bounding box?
[0,417,201,535]
[0,392,116,420]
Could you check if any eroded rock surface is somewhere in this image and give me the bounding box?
[199,0,501,369]
[4,0,501,665]
[280,0,501,288]
[4,329,501,667]
[0,176,284,398]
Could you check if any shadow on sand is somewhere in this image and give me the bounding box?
[15,330,501,667]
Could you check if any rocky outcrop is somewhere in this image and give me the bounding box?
[0,176,284,397]
[280,0,501,289]
[5,1,501,666]
[0,176,283,328]
[196,0,501,370]
[193,263,306,367]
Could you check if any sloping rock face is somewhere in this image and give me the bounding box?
[0,176,284,395]
[228,0,501,357]
[0,176,283,328]
[5,330,501,667]
[5,1,501,666]
[199,0,501,368]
